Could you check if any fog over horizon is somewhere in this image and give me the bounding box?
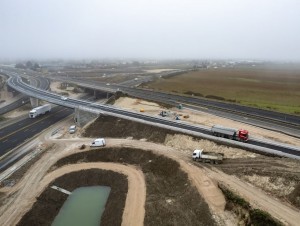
[1,0,300,61]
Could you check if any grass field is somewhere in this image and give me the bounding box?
[142,67,300,115]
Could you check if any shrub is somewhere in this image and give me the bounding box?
[250,209,283,226]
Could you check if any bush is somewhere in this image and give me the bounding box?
[205,95,225,101]
[184,91,203,97]
[219,184,250,209]
[250,209,283,226]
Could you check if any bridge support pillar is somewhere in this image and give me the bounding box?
[74,106,99,127]
[30,97,39,108]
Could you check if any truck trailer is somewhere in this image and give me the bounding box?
[211,125,249,142]
[29,104,51,118]
[192,149,223,164]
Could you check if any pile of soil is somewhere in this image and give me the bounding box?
[82,115,178,143]
[53,147,216,226]
[17,169,127,226]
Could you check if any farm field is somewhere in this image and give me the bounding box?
[142,67,300,115]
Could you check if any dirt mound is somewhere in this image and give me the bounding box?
[164,134,260,159]
[53,147,216,226]
[17,169,127,226]
[82,115,178,143]
[82,114,300,212]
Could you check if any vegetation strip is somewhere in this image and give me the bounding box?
[218,183,283,226]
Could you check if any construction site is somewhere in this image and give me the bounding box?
[0,79,299,226]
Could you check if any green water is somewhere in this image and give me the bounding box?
[52,186,111,226]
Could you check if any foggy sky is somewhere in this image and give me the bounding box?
[0,0,300,61]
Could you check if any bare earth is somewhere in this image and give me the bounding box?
[1,128,299,225]
[114,97,300,147]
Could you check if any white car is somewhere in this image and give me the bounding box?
[69,125,76,134]
[61,96,68,100]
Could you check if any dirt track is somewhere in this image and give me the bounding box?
[0,137,218,225]
[1,137,300,225]
[0,141,146,226]
[43,163,146,226]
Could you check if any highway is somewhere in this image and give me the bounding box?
[0,71,50,115]
[0,106,73,170]
[5,71,300,159]
[49,75,300,137]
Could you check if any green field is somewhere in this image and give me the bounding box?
[142,67,300,115]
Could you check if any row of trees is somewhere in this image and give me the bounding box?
[15,61,40,71]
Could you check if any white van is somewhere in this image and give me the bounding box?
[90,138,106,147]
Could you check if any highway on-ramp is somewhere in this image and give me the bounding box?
[5,72,300,159]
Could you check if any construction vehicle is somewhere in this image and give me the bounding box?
[211,125,249,142]
[29,104,51,118]
[159,110,169,117]
[192,149,223,164]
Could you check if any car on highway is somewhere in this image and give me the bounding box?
[61,96,68,100]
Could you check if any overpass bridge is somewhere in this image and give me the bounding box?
[4,70,300,160]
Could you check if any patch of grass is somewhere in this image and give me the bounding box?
[144,68,300,114]
[205,95,225,101]
[184,91,203,97]
[219,183,250,209]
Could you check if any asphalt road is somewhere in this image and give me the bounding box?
[0,106,73,158]
[0,96,29,115]
[3,71,300,159]
[0,71,50,115]
[48,76,300,136]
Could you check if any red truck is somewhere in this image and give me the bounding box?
[211,125,249,142]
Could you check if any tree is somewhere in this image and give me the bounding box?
[15,63,26,69]
[26,61,33,69]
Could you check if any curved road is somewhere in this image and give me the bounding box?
[0,71,50,115]
[5,72,300,159]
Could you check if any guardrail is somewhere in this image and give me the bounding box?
[5,70,300,159]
